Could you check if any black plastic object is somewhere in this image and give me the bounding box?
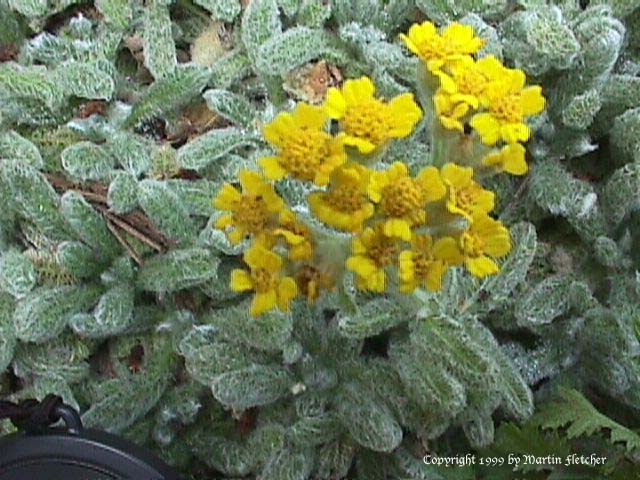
[0,400,182,480]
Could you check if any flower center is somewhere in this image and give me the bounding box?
[382,178,424,217]
[413,252,436,278]
[455,187,475,211]
[343,99,389,146]
[325,183,368,213]
[233,195,271,235]
[460,232,484,257]
[282,130,331,181]
[253,268,279,293]
[492,94,522,123]
[458,69,488,97]
[368,236,399,267]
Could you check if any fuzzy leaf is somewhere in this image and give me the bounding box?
[142,3,177,80]
[61,142,115,181]
[211,364,293,409]
[13,285,102,343]
[137,248,219,293]
[177,127,257,171]
[195,0,241,21]
[0,130,43,168]
[203,89,257,128]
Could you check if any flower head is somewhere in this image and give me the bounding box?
[441,163,495,219]
[214,170,285,244]
[470,68,546,146]
[482,143,528,176]
[433,56,502,131]
[308,164,375,233]
[230,242,298,316]
[346,224,401,292]
[273,210,314,261]
[325,77,422,154]
[260,103,346,186]
[401,22,486,73]
[459,213,511,278]
[399,235,463,293]
[368,162,446,240]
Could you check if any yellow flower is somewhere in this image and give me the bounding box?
[273,210,314,261]
[325,77,422,154]
[346,224,401,292]
[401,21,486,73]
[398,235,463,293]
[368,162,446,240]
[308,164,375,233]
[260,103,346,186]
[433,55,502,131]
[441,163,495,219]
[470,69,546,146]
[482,143,528,176]
[230,242,298,317]
[214,170,285,244]
[459,213,511,278]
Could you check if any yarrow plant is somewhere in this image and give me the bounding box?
[213,21,547,317]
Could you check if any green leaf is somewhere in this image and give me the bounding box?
[0,293,16,371]
[241,0,282,62]
[70,284,135,338]
[211,364,293,409]
[136,179,198,244]
[106,132,154,177]
[194,0,241,22]
[54,61,115,100]
[203,89,257,128]
[470,222,537,314]
[256,27,333,75]
[61,191,122,259]
[13,285,102,343]
[95,0,133,29]
[125,64,211,126]
[177,127,257,171]
[0,130,44,169]
[0,250,37,298]
[107,171,139,214]
[0,160,69,240]
[260,448,315,480]
[61,142,115,181]
[142,2,177,80]
[514,275,573,327]
[137,248,219,293]
[533,388,640,453]
[335,382,402,452]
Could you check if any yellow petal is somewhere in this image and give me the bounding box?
[295,102,327,129]
[215,214,234,229]
[520,86,546,116]
[425,261,447,292]
[343,135,377,154]
[501,123,530,143]
[383,218,412,241]
[398,250,415,282]
[214,184,242,210]
[239,170,265,195]
[344,77,375,103]
[465,256,499,278]
[325,88,346,119]
[417,166,447,202]
[251,291,278,317]
[274,228,305,245]
[259,156,288,181]
[435,71,457,94]
[503,143,528,175]
[440,115,464,132]
[230,269,254,292]
[388,93,423,137]
[470,113,501,146]
[346,255,378,279]
[277,277,298,311]
[441,163,473,189]
[433,237,463,265]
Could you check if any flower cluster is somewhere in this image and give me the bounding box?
[213,21,546,317]
[403,21,546,175]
